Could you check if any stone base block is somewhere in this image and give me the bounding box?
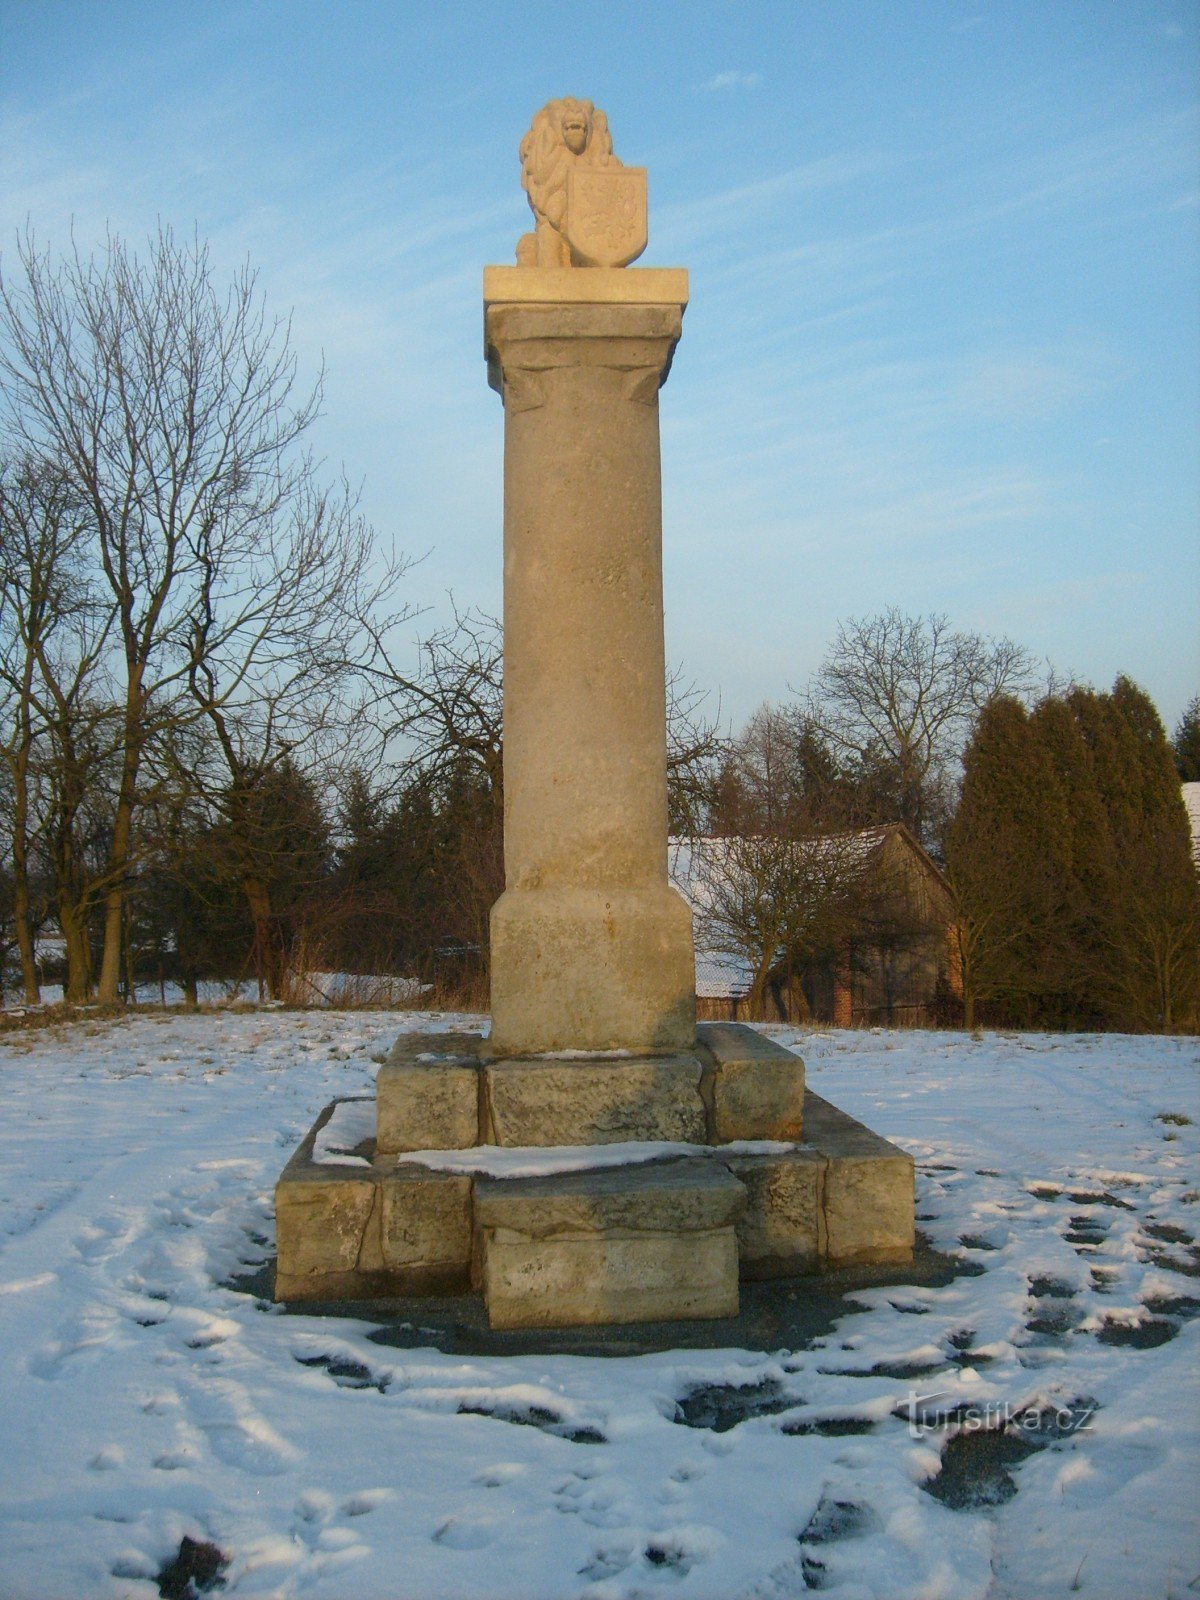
[275,1101,472,1302]
[488,883,696,1055]
[376,1042,481,1154]
[803,1091,915,1267]
[474,1159,745,1328]
[697,1022,805,1141]
[484,1053,705,1146]
[381,1164,473,1275]
[722,1148,825,1278]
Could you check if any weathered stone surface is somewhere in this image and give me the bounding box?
[376,1057,479,1154]
[475,1157,745,1235]
[274,1104,380,1301]
[484,1053,705,1146]
[698,1021,806,1142]
[384,1031,484,1065]
[722,1148,824,1278]
[484,265,688,312]
[381,1165,473,1278]
[276,1164,378,1277]
[476,1159,744,1328]
[275,1101,473,1301]
[482,1231,739,1329]
[804,1091,914,1267]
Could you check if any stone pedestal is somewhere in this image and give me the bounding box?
[484,268,695,1055]
[273,1023,915,1319]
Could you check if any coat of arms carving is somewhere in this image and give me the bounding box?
[565,167,648,268]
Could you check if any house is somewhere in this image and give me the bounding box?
[669,825,961,1028]
[1183,783,1200,874]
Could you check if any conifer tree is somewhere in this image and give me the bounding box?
[949,679,1199,1031]
[1173,696,1200,782]
[1030,696,1115,1025]
[1097,680,1198,1029]
[944,696,1071,1027]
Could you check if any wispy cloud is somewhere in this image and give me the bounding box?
[695,71,761,92]
[949,345,1121,420]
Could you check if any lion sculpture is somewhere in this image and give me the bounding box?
[517,98,621,267]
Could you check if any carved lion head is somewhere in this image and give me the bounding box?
[519,98,617,232]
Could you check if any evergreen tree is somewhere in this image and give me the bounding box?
[1029,695,1115,1026]
[1097,680,1198,1029]
[1172,696,1200,783]
[945,696,1072,1027]
[203,759,331,998]
[949,679,1199,1031]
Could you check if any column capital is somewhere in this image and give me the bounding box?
[485,301,684,401]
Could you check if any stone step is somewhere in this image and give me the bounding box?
[474,1158,745,1330]
[374,1022,806,1153]
[275,1078,913,1311]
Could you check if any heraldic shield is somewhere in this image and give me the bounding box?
[565,167,648,267]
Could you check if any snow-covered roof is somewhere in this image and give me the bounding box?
[668,826,947,1001]
[668,832,895,1001]
[669,839,758,999]
[1183,782,1200,872]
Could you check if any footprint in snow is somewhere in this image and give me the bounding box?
[74,1213,137,1262]
[342,1489,393,1517]
[432,1514,499,1549]
[471,1463,526,1488]
[178,1374,300,1475]
[1063,1212,1110,1251]
[27,1307,117,1379]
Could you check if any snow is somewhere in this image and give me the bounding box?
[387,1140,799,1179]
[5,972,427,1014]
[1,1010,1197,1599]
[311,1098,376,1166]
[1183,781,1200,871]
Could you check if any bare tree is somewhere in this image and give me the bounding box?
[0,456,117,1002]
[0,225,402,1001]
[384,604,505,810]
[801,608,1037,850]
[666,671,728,835]
[686,831,876,1019]
[179,474,410,999]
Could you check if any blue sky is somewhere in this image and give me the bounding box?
[3,0,1198,733]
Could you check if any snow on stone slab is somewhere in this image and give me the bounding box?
[400,1139,798,1177]
[311,1096,375,1166]
[0,1009,1197,1599]
[310,1099,799,1174]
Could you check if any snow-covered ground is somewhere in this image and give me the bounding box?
[7,971,426,1012]
[1,1012,1197,1600]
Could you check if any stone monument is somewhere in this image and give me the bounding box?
[273,101,916,1330]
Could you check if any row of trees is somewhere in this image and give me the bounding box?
[678,627,1198,1032]
[3,226,1196,1028]
[947,679,1199,1031]
[0,215,721,1007]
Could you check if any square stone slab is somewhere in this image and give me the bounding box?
[803,1091,915,1267]
[475,1158,745,1329]
[484,1053,706,1146]
[721,1147,825,1277]
[697,1022,805,1142]
[376,1054,480,1154]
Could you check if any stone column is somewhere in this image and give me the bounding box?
[484,267,695,1056]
